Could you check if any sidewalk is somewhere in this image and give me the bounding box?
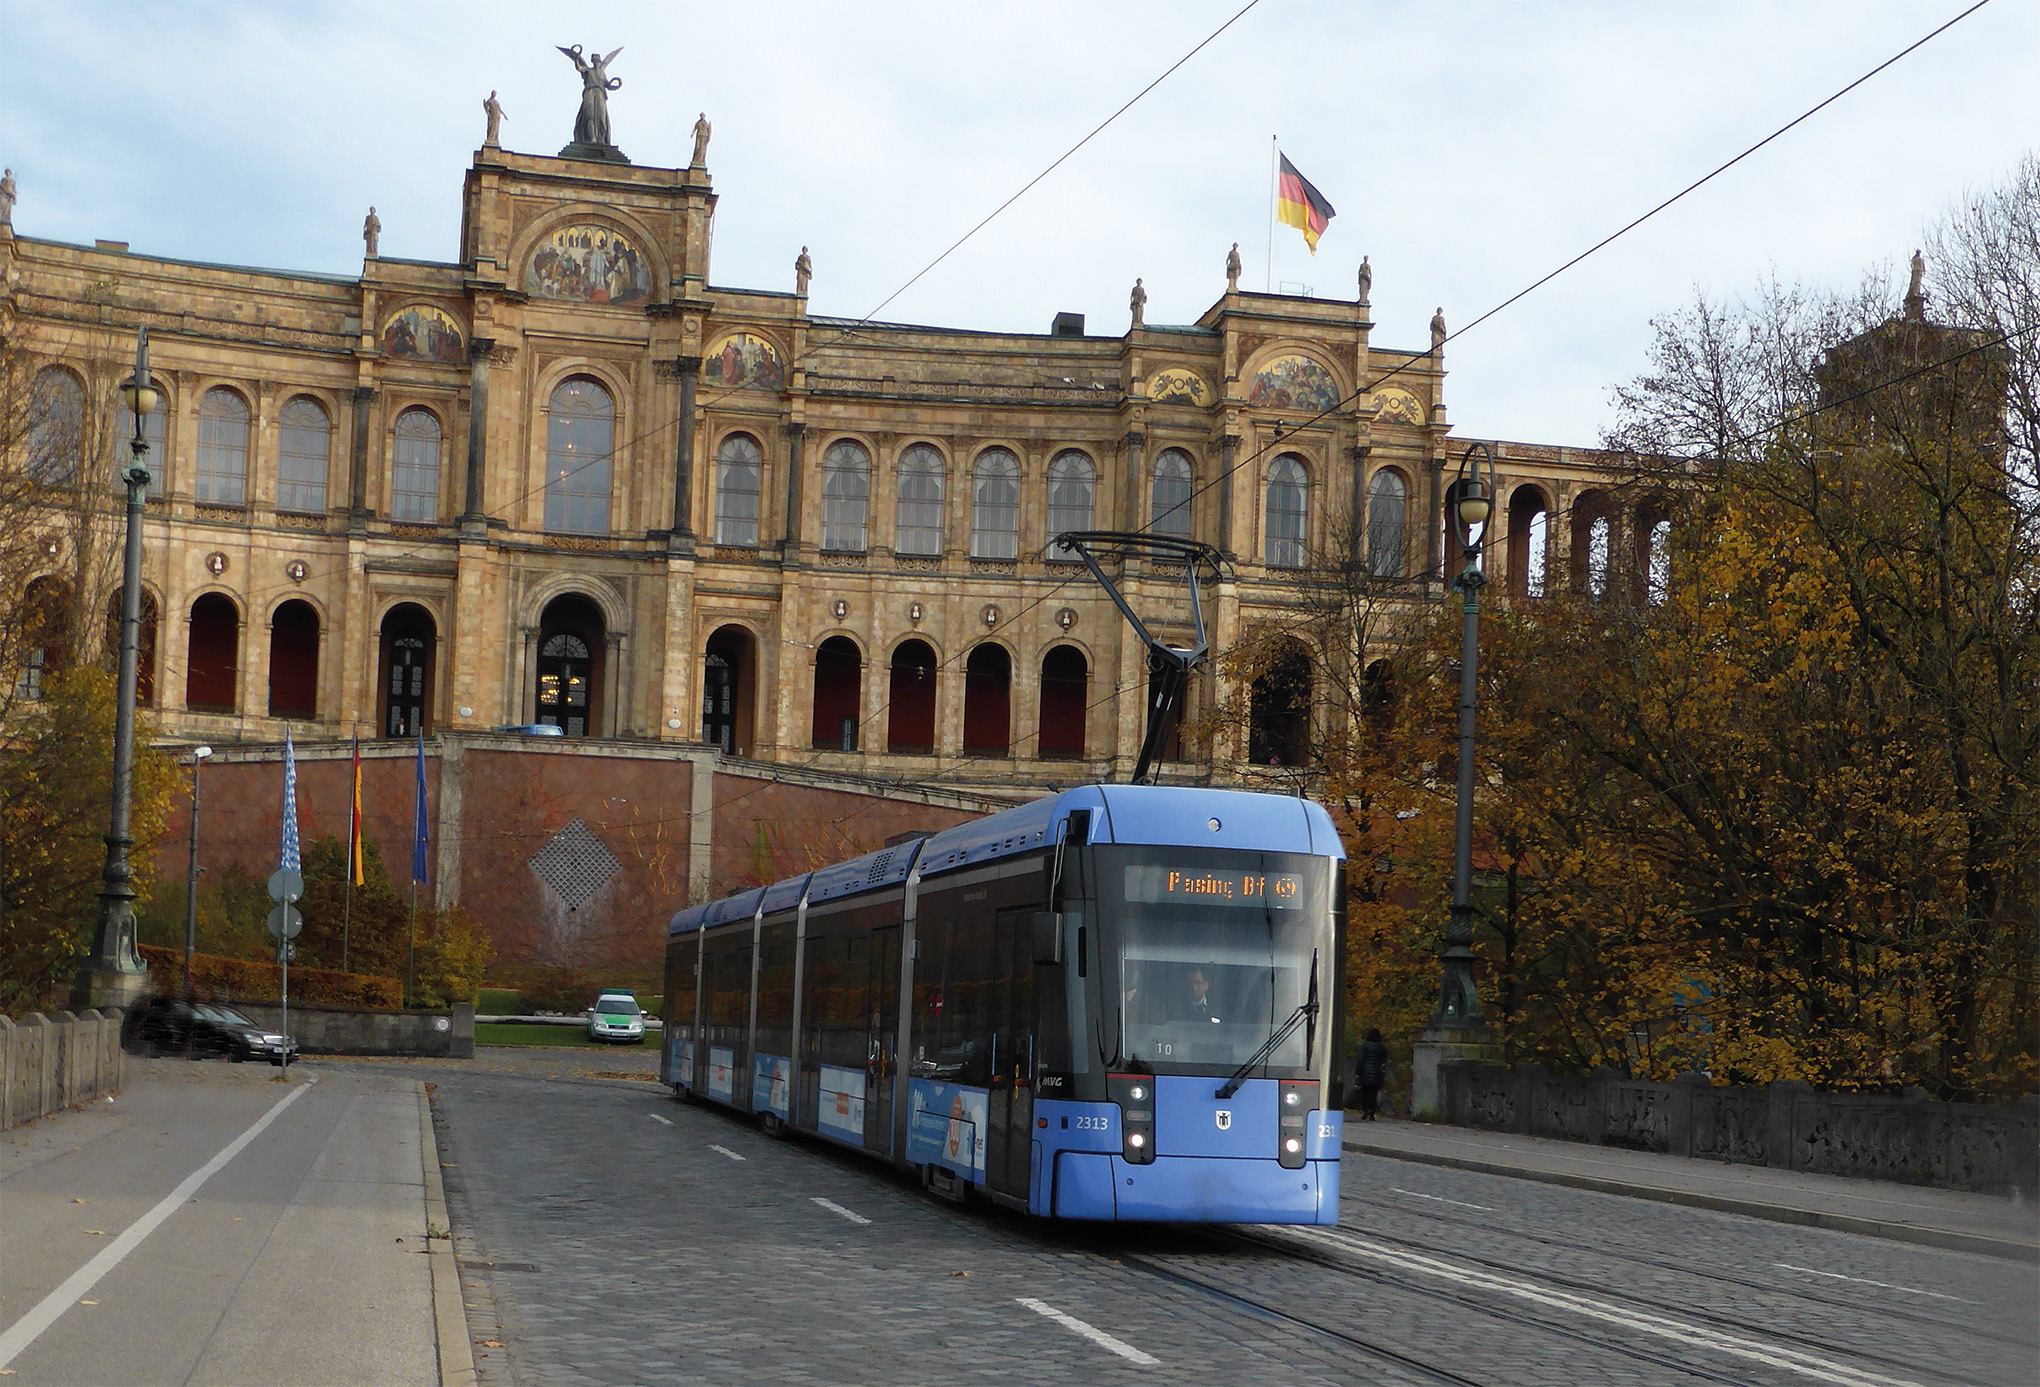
[0,1057,472,1385]
[1342,1115,2040,1263]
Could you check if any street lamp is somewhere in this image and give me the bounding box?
[182,746,213,995]
[71,326,158,1012]
[1412,441,1502,1115]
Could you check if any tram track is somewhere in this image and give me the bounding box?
[1340,1188,2028,1354]
[1199,1225,1777,1387]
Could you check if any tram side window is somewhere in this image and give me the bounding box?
[709,941,752,1042]
[756,927,795,1058]
[914,909,994,1087]
[663,943,695,1041]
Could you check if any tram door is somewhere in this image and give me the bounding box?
[864,926,900,1155]
[988,909,1036,1198]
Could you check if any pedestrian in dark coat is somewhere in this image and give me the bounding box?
[1353,1028,1389,1120]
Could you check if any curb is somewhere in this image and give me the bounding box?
[419,1083,479,1387]
[1343,1138,2040,1266]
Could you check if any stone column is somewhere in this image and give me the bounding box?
[670,356,700,552]
[461,338,493,530]
[781,422,806,563]
[606,630,629,737]
[517,625,539,724]
[434,736,463,911]
[1216,435,1238,559]
[348,386,375,531]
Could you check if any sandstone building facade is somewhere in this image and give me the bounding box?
[2,134,1639,800]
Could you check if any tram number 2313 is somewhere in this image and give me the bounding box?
[1072,1115,1111,1132]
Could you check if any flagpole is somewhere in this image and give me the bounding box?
[342,735,357,974]
[406,880,418,1009]
[1266,136,1278,293]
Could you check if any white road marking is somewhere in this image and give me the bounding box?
[1391,1187,1495,1212]
[810,1196,871,1225]
[647,1113,673,1126]
[1298,1227,1920,1387]
[1015,1298,1158,1366]
[709,1144,746,1162]
[0,1077,317,1371]
[1772,1264,1971,1303]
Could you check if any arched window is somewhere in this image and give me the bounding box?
[276,398,331,514]
[1366,469,1408,578]
[1038,645,1087,759]
[535,595,607,737]
[1587,517,1612,598]
[107,384,167,497]
[16,577,69,701]
[703,625,755,754]
[1248,643,1311,767]
[970,448,1020,559]
[1265,455,1308,568]
[1507,485,1549,598]
[380,603,435,737]
[196,387,250,505]
[819,439,870,552]
[268,599,320,719]
[895,444,945,556]
[1645,518,1672,605]
[1046,449,1095,544]
[810,635,862,750]
[390,409,442,522]
[962,643,1012,754]
[545,377,615,535]
[1150,448,1193,539]
[887,639,938,752]
[186,592,240,713]
[714,432,762,547]
[29,368,85,485]
[104,588,160,706]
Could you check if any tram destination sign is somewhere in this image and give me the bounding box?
[1123,865,1304,909]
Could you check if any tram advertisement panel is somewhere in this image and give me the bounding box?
[752,1054,791,1116]
[708,1047,735,1101]
[907,1079,989,1179]
[818,1064,866,1141]
[670,1037,694,1085]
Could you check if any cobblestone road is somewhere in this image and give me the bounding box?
[395,1050,2036,1386]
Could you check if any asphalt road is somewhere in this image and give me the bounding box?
[414,1050,2037,1387]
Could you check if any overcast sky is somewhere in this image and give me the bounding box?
[2,0,2033,448]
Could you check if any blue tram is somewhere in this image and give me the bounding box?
[660,784,1346,1224]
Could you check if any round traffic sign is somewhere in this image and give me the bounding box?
[268,868,305,904]
[265,904,304,940]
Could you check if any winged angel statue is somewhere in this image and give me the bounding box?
[559,44,624,148]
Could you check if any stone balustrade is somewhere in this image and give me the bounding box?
[1437,1062,2038,1195]
[2,1009,125,1131]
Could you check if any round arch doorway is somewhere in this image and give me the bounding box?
[535,595,607,737]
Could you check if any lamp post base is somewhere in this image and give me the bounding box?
[69,964,153,1015]
[1411,1022,1499,1120]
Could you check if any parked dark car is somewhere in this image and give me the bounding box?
[127,997,299,1064]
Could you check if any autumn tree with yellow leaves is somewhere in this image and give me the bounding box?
[1247,157,2037,1101]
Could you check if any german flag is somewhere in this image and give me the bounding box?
[1276,154,1336,254]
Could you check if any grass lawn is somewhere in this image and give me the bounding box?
[474,1022,652,1050]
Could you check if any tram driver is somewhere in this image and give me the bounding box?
[1175,967,1223,1024]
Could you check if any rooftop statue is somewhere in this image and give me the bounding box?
[1130,277,1147,329]
[1225,242,1241,293]
[1358,255,1371,307]
[559,44,624,153]
[0,167,15,229]
[692,113,712,169]
[484,90,506,148]
[363,206,381,257]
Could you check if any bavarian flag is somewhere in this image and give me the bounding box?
[1276,153,1336,254]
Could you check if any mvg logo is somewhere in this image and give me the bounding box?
[1214,1110,1232,1131]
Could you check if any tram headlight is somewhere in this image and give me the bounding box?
[1283,1090,1301,1107]
[1130,1085,1147,1101]
[1129,1133,1146,1149]
[1285,1137,1302,1154]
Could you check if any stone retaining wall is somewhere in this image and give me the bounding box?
[2,1010,125,1131]
[232,1001,475,1058]
[1438,1062,2039,1195]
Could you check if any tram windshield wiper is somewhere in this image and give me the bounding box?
[1215,996,1318,1101]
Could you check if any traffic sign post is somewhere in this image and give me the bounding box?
[266,872,302,1077]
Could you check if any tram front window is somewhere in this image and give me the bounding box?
[1099,850,1327,1075]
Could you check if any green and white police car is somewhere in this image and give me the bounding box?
[587,990,646,1044]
